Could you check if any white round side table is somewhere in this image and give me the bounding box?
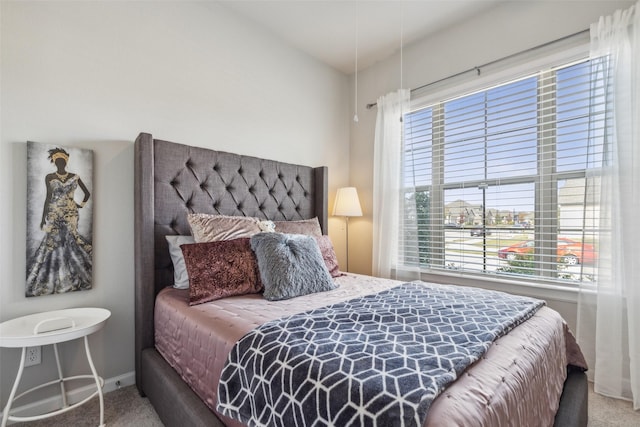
[0,307,111,427]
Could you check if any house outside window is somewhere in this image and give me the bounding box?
[401,58,604,287]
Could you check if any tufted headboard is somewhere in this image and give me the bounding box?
[133,132,328,392]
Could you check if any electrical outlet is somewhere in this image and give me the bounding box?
[24,346,41,367]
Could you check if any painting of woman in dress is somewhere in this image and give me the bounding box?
[26,142,93,296]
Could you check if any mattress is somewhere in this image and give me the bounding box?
[154,274,586,427]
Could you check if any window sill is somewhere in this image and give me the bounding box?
[394,267,580,304]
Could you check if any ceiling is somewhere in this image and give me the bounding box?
[222,0,507,74]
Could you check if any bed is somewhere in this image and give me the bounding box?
[134,132,588,427]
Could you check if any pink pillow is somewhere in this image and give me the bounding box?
[187,213,274,243]
[274,218,322,237]
[181,239,262,305]
[315,235,345,278]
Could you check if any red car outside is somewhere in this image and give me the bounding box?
[498,238,596,265]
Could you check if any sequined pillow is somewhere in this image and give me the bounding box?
[187,213,275,243]
[181,238,262,305]
[315,235,345,278]
[273,217,322,237]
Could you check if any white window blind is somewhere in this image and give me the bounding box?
[401,58,605,286]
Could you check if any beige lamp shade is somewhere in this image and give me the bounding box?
[332,187,363,217]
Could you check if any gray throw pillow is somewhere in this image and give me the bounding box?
[250,232,337,301]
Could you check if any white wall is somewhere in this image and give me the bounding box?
[0,1,349,407]
[347,0,634,326]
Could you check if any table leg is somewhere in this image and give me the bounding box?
[53,343,69,408]
[83,336,105,427]
[1,348,26,427]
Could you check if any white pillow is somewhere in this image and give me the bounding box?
[165,235,195,289]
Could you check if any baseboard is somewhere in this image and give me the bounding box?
[1,371,135,424]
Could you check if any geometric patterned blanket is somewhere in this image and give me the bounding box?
[217,281,544,427]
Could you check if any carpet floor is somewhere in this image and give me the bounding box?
[11,381,640,426]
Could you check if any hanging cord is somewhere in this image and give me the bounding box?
[399,0,405,123]
[400,0,404,91]
[354,0,359,122]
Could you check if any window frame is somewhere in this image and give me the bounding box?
[399,46,600,292]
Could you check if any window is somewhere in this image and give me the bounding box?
[401,58,604,287]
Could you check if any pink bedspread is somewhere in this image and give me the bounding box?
[154,274,586,427]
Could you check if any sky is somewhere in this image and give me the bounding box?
[403,59,603,213]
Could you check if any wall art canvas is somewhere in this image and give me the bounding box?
[26,141,94,297]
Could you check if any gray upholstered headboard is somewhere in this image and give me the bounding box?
[134,132,328,390]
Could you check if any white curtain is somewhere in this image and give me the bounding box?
[577,1,640,409]
[372,89,410,278]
